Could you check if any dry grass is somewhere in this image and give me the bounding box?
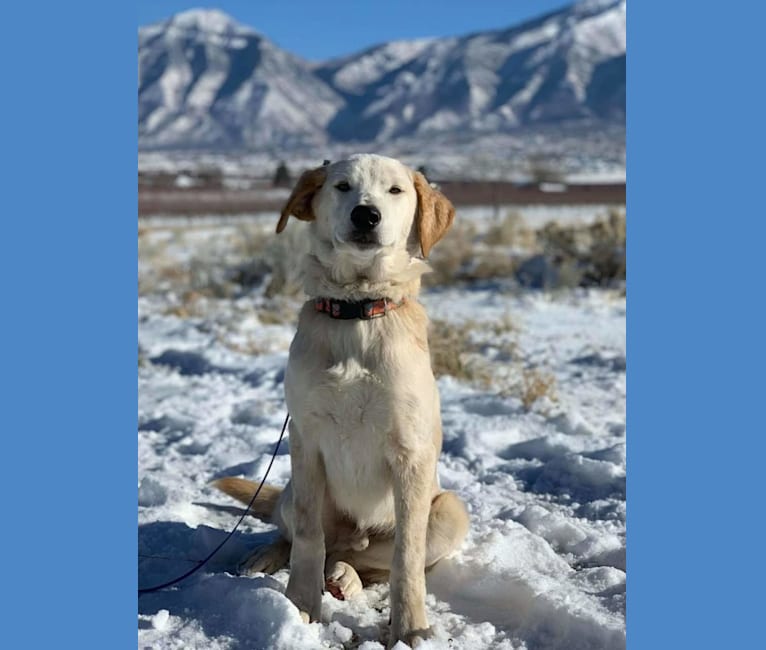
[424,213,532,287]
[428,316,556,410]
[424,208,625,288]
[429,317,517,382]
[139,205,626,299]
[519,368,558,410]
[428,319,493,385]
[469,251,519,282]
[536,208,626,288]
[484,211,537,249]
[217,335,270,357]
[423,221,478,287]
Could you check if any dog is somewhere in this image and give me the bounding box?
[214,154,469,648]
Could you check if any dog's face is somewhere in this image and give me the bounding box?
[316,155,417,252]
[277,154,455,260]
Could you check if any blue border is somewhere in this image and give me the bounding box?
[628,2,765,648]
[2,2,136,646]
[3,0,764,646]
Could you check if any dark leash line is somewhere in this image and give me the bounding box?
[138,413,290,595]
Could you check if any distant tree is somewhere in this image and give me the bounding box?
[417,165,429,180]
[273,161,292,187]
[527,156,563,184]
[196,166,224,190]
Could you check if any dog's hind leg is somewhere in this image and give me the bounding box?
[423,491,469,570]
[238,537,291,576]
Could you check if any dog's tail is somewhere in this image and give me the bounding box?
[211,477,282,519]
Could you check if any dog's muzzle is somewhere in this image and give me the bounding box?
[350,205,381,232]
[348,205,381,246]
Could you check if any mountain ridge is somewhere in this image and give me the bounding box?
[138,1,625,155]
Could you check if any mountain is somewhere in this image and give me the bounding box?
[138,9,343,150]
[315,0,625,143]
[138,0,625,153]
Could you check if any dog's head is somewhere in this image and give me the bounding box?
[276,154,455,260]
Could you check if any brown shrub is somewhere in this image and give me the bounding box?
[485,211,536,250]
[428,319,489,384]
[423,222,477,287]
[428,317,518,386]
[536,208,626,287]
[520,368,557,410]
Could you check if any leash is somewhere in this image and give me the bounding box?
[138,413,290,595]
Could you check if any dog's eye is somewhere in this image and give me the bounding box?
[335,181,351,192]
[389,186,402,194]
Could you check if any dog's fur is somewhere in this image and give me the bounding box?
[214,154,469,648]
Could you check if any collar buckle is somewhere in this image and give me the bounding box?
[314,297,403,320]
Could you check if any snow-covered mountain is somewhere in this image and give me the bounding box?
[138,10,344,150]
[138,0,625,151]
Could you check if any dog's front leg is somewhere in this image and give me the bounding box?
[388,453,433,648]
[284,423,326,623]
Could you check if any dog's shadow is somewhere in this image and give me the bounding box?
[138,519,293,641]
[138,517,395,646]
[138,518,276,590]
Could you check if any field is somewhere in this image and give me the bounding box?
[138,175,625,217]
[138,202,626,649]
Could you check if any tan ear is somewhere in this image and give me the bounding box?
[413,172,455,257]
[276,166,327,233]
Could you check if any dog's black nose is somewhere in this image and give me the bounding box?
[350,205,381,231]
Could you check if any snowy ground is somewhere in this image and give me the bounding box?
[138,146,626,185]
[138,208,626,649]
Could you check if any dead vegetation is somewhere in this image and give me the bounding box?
[424,221,479,286]
[424,207,626,289]
[519,368,558,410]
[140,206,626,300]
[527,155,565,184]
[484,211,537,249]
[537,207,626,288]
[428,319,494,385]
[428,316,555,410]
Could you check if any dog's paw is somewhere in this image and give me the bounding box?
[237,542,290,576]
[285,586,322,623]
[386,629,432,649]
[325,561,363,601]
[386,622,433,649]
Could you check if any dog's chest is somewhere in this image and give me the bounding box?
[289,329,400,526]
[316,356,391,426]
[317,383,395,528]
[292,321,397,431]
[310,355,393,464]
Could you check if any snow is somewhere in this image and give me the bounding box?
[138,205,626,649]
[138,115,626,180]
[159,62,191,113]
[508,21,561,54]
[328,39,435,94]
[170,9,256,37]
[139,12,345,150]
[572,8,626,59]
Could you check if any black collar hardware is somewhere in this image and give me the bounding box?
[314,297,404,320]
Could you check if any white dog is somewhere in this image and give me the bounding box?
[215,154,469,648]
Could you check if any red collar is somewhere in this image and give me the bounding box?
[314,297,405,320]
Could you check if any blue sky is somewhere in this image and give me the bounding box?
[137,0,573,60]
